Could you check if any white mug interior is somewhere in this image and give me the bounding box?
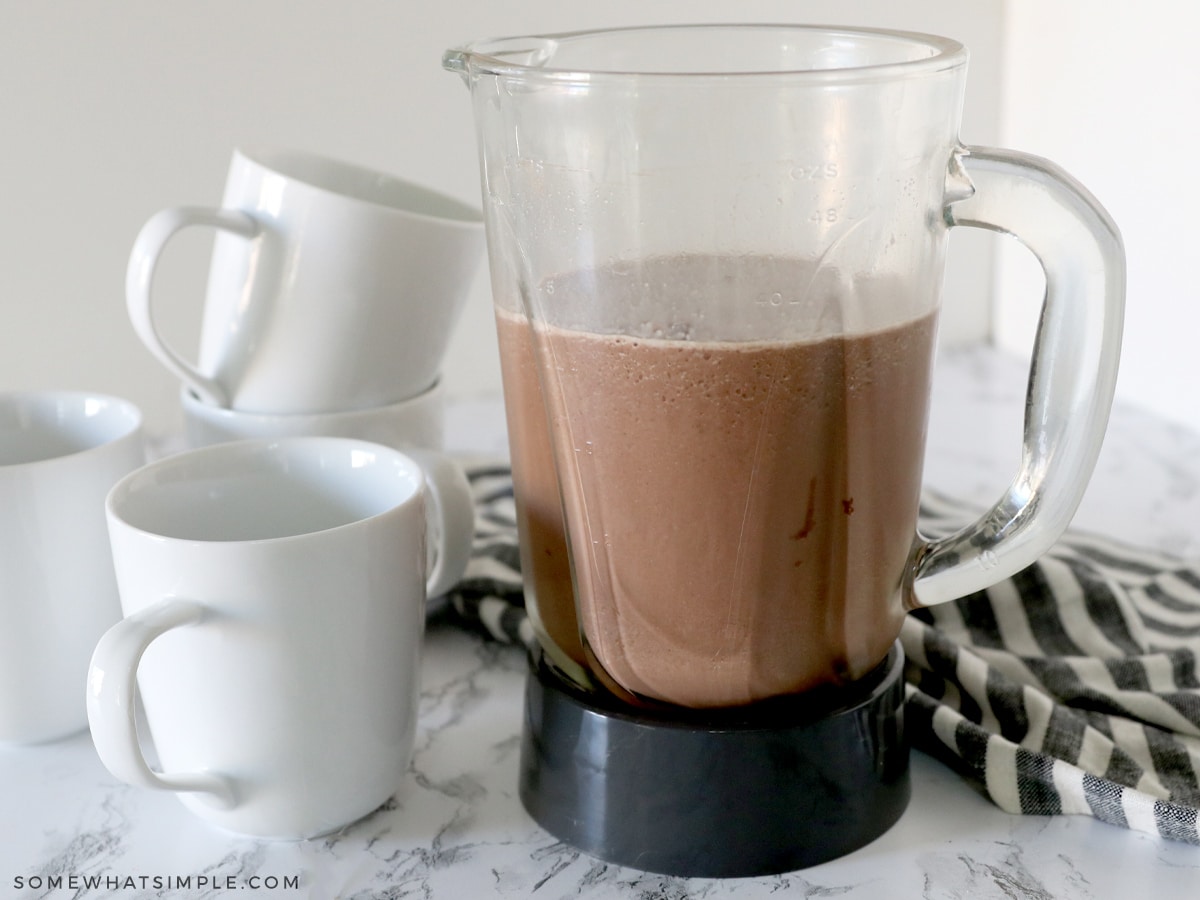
[0,392,142,466]
[110,436,424,542]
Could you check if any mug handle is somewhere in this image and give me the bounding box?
[404,448,476,598]
[86,598,236,808]
[911,146,1125,608]
[125,207,263,409]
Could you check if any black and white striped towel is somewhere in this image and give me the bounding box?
[442,461,1200,845]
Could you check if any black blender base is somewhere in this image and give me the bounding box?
[518,642,910,878]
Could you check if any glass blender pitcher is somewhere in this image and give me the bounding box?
[446,24,1123,876]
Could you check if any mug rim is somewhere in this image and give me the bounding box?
[106,435,424,545]
[233,147,483,227]
[0,390,142,469]
[445,22,968,85]
[179,376,442,427]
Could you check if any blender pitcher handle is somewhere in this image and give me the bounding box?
[911,146,1125,608]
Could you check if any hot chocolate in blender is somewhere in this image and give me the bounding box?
[445,23,1123,876]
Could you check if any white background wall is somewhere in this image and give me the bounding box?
[3,1,1191,440]
[994,0,1200,433]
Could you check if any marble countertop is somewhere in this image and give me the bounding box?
[3,343,1200,899]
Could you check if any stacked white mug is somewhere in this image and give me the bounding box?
[127,147,485,425]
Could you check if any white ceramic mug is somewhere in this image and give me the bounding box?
[0,391,144,744]
[180,376,446,451]
[87,437,473,839]
[127,147,485,414]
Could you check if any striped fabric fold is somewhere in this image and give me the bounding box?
[443,463,1200,844]
[906,492,1200,843]
[439,461,535,649]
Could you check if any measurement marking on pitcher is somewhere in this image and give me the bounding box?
[789,162,839,180]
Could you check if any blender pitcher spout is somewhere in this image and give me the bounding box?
[442,36,561,82]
